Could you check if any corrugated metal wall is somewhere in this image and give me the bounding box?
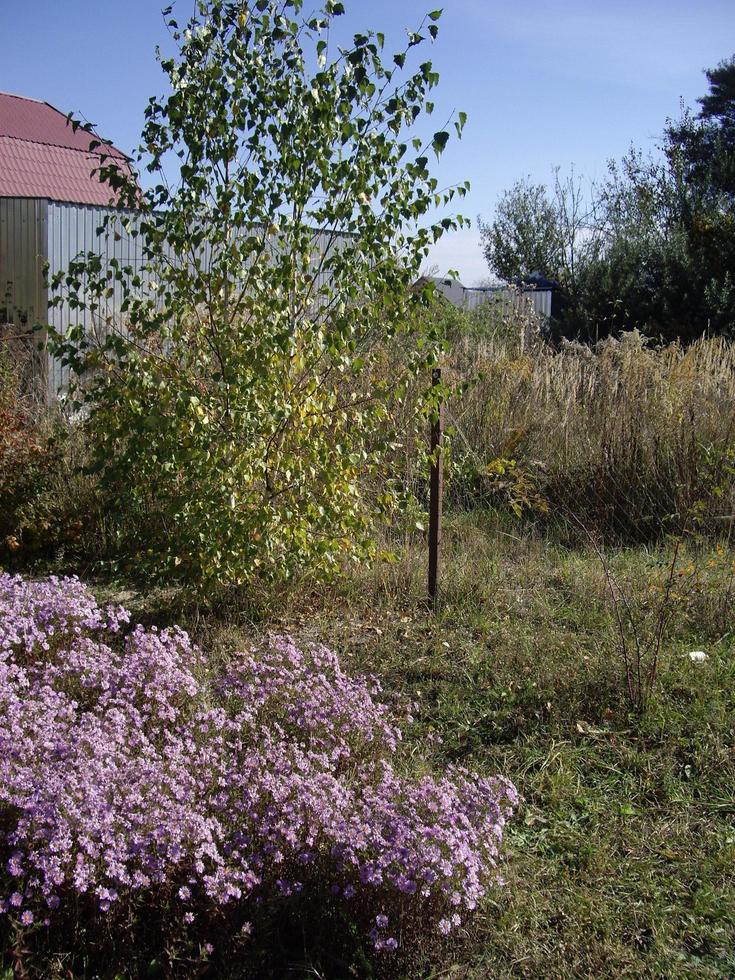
[430,277,552,319]
[0,197,48,325]
[464,285,552,319]
[0,198,149,399]
[2,198,391,401]
[44,210,356,398]
[0,198,49,393]
[46,201,147,398]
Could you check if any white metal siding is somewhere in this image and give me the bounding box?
[464,286,552,319]
[46,201,148,398]
[0,198,48,394]
[0,198,48,329]
[2,198,377,401]
[429,276,552,320]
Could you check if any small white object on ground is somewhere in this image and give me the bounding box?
[687,650,708,663]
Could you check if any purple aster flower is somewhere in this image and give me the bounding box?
[0,574,517,959]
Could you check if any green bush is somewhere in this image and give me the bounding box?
[0,350,69,563]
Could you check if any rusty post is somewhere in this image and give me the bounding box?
[428,366,443,609]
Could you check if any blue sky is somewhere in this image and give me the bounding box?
[2,1,734,283]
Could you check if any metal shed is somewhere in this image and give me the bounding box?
[0,198,147,400]
[1,197,359,401]
[1,91,136,400]
[427,275,554,319]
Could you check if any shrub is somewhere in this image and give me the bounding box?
[0,574,516,975]
[0,350,79,565]
[0,348,115,573]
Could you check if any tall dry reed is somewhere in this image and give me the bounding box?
[444,330,735,541]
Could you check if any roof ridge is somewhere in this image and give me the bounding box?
[0,132,122,155]
[0,92,128,157]
[0,91,75,122]
[0,90,47,104]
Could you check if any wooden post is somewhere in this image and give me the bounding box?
[428,366,443,609]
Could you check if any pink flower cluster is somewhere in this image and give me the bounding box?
[0,573,517,953]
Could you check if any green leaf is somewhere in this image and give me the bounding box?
[431,130,449,158]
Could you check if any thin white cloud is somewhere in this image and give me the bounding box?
[463,0,733,93]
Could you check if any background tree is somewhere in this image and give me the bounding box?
[589,84,735,342]
[477,180,561,283]
[480,54,735,343]
[50,0,467,592]
[695,53,735,151]
[478,170,597,302]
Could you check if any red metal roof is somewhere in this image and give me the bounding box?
[0,92,132,205]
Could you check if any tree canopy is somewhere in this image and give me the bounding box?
[479,54,735,343]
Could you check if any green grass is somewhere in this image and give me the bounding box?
[84,513,735,976]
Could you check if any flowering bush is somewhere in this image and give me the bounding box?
[0,574,516,972]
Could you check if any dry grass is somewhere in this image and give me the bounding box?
[443,330,735,541]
